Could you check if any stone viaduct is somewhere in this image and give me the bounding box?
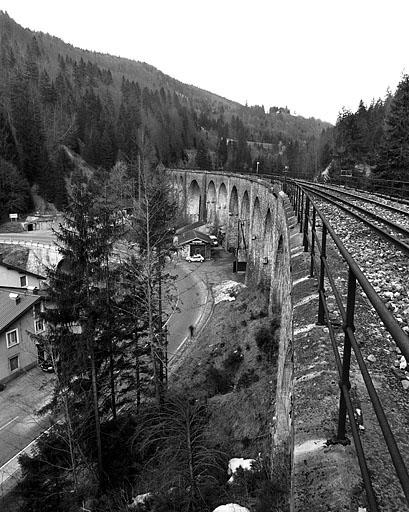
[171,169,291,299]
[170,168,293,469]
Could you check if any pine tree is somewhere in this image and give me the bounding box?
[0,158,31,219]
[195,138,212,169]
[40,174,122,483]
[377,74,409,180]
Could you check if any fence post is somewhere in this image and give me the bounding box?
[336,267,356,442]
[303,195,310,252]
[298,189,303,232]
[294,185,298,216]
[310,208,316,277]
[317,224,327,325]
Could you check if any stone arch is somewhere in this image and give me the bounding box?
[227,186,239,249]
[261,209,273,286]
[273,235,284,306]
[229,186,239,216]
[250,197,262,273]
[177,175,185,206]
[239,190,250,249]
[251,197,262,240]
[218,182,228,226]
[187,179,201,222]
[207,180,217,224]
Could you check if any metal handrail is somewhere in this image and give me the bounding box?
[286,180,409,510]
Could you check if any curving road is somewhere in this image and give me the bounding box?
[165,262,209,358]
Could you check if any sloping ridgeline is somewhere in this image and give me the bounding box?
[0,10,330,219]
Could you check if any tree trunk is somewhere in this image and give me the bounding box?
[109,336,117,420]
[90,342,103,479]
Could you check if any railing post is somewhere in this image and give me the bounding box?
[337,267,356,442]
[298,189,303,232]
[310,208,316,277]
[294,185,298,214]
[303,195,310,252]
[317,224,327,325]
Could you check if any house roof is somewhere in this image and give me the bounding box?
[0,288,42,334]
[0,260,46,280]
[176,221,206,235]
[178,229,212,246]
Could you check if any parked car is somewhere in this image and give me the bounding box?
[209,235,218,246]
[39,360,55,373]
[186,254,204,263]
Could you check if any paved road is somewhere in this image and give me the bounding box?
[0,231,55,245]
[0,367,55,490]
[165,262,209,357]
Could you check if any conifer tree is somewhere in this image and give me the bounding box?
[377,74,409,180]
[41,173,121,482]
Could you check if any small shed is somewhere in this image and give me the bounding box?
[177,229,213,260]
[23,214,58,231]
[176,221,208,236]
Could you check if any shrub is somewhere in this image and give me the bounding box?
[205,365,233,395]
[254,316,280,361]
[237,369,260,390]
[223,347,243,373]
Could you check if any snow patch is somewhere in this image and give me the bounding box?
[227,457,255,483]
[294,439,327,458]
[213,504,250,512]
[294,293,319,308]
[213,281,246,304]
[293,276,309,286]
[294,323,316,336]
[128,493,152,509]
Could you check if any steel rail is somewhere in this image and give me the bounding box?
[302,182,409,238]
[291,183,409,361]
[301,183,409,255]
[297,180,409,218]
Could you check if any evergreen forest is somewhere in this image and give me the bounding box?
[0,10,329,220]
[316,75,409,182]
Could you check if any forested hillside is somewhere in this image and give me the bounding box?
[317,74,409,182]
[0,10,330,219]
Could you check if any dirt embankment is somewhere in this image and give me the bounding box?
[171,285,287,510]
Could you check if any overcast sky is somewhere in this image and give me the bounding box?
[1,0,408,124]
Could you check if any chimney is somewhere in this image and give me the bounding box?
[9,292,21,305]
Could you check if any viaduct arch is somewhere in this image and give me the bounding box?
[172,169,291,314]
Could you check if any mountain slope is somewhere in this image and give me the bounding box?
[0,10,331,218]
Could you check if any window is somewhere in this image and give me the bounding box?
[6,329,19,348]
[9,355,19,372]
[33,303,42,318]
[20,275,27,287]
[35,318,44,333]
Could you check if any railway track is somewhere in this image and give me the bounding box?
[299,181,409,217]
[291,179,409,346]
[299,182,409,256]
